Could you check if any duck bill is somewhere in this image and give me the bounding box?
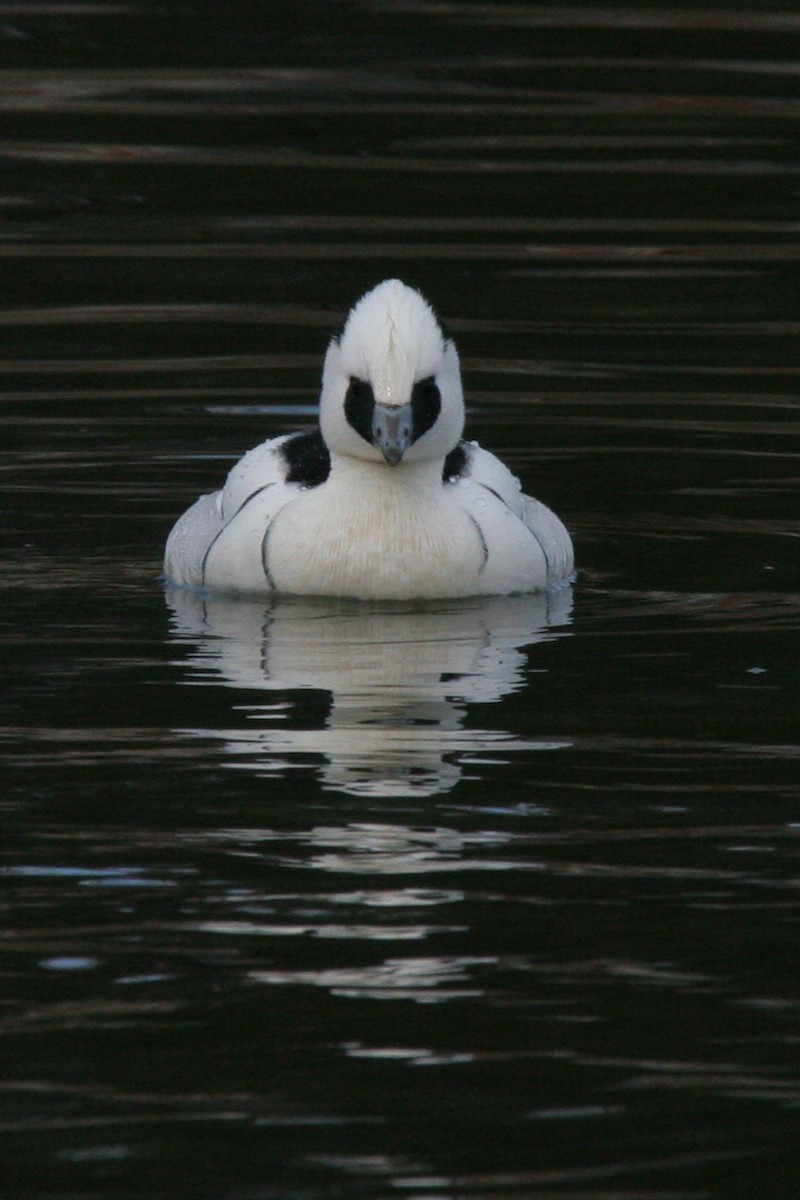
[372,402,413,466]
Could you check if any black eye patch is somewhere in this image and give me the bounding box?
[344,377,376,445]
[344,374,441,449]
[410,376,441,441]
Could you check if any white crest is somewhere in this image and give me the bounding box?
[337,278,445,406]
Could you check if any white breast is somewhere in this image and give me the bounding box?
[261,458,489,600]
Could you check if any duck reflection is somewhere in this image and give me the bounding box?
[166,587,572,797]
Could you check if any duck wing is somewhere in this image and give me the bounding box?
[447,441,574,585]
[220,430,329,519]
[165,430,330,589]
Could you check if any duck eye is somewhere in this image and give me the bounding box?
[344,376,376,445]
[410,376,441,441]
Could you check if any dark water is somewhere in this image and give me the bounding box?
[3,3,800,1197]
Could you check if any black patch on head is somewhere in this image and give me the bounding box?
[281,430,331,488]
[443,441,469,482]
[344,372,447,457]
[410,376,441,444]
[344,377,376,446]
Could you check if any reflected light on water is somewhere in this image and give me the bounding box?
[250,954,492,1002]
[167,588,573,796]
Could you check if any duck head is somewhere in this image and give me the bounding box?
[319,279,465,466]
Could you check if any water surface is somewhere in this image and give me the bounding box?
[2,3,800,1197]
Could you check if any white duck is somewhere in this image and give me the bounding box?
[164,279,573,600]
